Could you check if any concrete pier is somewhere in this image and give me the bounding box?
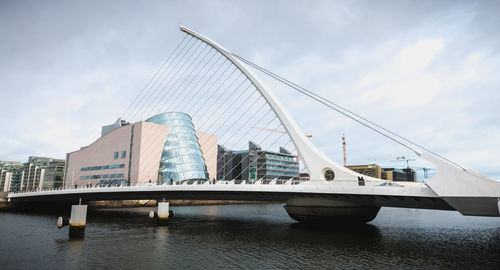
[157,202,170,225]
[69,204,87,238]
[284,198,380,223]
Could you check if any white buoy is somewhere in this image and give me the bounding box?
[57,217,70,229]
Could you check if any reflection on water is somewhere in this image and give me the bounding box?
[0,205,499,269]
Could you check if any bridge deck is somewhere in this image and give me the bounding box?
[8,180,455,211]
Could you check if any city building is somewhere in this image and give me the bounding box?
[64,112,217,188]
[18,156,66,191]
[402,168,417,181]
[347,164,417,181]
[347,164,383,179]
[217,141,299,180]
[0,161,23,192]
[42,159,66,189]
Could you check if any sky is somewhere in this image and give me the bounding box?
[1,0,499,179]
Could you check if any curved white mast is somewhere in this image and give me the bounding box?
[179,25,371,181]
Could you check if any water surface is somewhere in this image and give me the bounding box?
[0,205,499,269]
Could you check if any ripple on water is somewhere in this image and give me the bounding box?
[0,205,499,269]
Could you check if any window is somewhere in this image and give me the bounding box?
[121,151,126,159]
[114,152,119,160]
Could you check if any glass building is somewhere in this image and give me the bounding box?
[146,112,208,183]
[217,141,299,181]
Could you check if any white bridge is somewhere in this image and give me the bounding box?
[7,25,500,223]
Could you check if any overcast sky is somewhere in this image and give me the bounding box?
[1,0,499,179]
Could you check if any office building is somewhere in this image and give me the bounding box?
[347,164,383,179]
[42,159,66,189]
[347,164,417,181]
[217,141,299,180]
[18,156,66,191]
[0,161,23,192]
[64,112,217,187]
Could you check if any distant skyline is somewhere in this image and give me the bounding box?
[1,0,499,179]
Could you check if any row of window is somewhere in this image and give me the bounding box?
[146,113,192,123]
[159,163,207,173]
[97,179,127,186]
[161,148,203,159]
[151,119,195,129]
[167,126,196,135]
[81,164,125,171]
[264,153,296,161]
[80,173,125,180]
[266,170,299,176]
[265,164,299,170]
[166,134,198,142]
[160,170,207,182]
[114,151,127,160]
[165,140,200,148]
[162,155,205,166]
[265,159,299,167]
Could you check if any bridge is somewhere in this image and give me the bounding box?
[6,26,500,236]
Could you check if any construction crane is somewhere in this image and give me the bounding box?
[396,156,416,169]
[372,156,434,180]
[412,167,436,179]
[342,133,347,167]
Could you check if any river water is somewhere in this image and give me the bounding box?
[0,204,499,269]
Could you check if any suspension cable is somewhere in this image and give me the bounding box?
[230,53,465,169]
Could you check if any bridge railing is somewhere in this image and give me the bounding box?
[9,178,309,194]
[8,179,428,196]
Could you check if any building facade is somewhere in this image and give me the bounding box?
[0,161,23,192]
[17,156,65,191]
[42,159,66,189]
[347,164,417,181]
[217,141,299,181]
[347,164,383,179]
[64,112,217,187]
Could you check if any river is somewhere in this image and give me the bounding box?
[0,204,499,269]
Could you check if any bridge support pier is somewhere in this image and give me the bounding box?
[69,204,87,238]
[58,203,87,239]
[157,202,170,225]
[149,201,174,225]
[284,198,380,224]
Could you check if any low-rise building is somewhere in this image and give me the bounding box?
[347,164,417,181]
[347,164,383,179]
[0,161,23,192]
[217,141,299,181]
[64,112,217,188]
[19,156,65,191]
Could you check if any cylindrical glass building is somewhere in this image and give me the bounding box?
[146,112,208,183]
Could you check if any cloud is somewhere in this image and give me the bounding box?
[0,0,499,180]
[394,39,445,73]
